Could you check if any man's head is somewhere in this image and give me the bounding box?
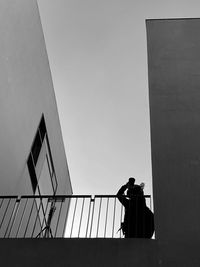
[128,177,135,187]
[126,178,135,197]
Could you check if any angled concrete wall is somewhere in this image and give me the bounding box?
[0,0,72,195]
[146,18,200,242]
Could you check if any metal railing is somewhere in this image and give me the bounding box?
[0,195,152,238]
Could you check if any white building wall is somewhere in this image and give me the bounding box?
[0,0,72,195]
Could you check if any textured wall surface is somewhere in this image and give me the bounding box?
[0,239,158,267]
[1,239,200,267]
[147,18,200,242]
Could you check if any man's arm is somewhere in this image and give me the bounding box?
[117,184,128,207]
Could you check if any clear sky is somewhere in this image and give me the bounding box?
[37,0,200,195]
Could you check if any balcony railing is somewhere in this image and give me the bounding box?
[0,195,152,238]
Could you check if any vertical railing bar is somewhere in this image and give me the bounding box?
[70,198,78,238]
[85,197,92,238]
[62,198,71,237]
[0,198,4,210]
[44,200,56,238]
[31,199,43,238]
[78,198,85,238]
[55,199,64,237]
[112,197,116,238]
[0,197,5,232]
[104,197,109,238]
[40,199,54,238]
[40,198,51,231]
[96,197,102,238]
[0,198,4,231]
[40,198,48,227]
[150,196,152,211]
[4,199,18,237]
[0,198,11,230]
[23,198,35,237]
[16,198,28,237]
[89,198,95,238]
[7,199,20,238]
[120,203,123,238]
[40,198,50,237]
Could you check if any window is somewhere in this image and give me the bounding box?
[31,131,42,165]
[27,114,58,195]
[27,155,37,192]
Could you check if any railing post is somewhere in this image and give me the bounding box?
[70,198,78,238]
[104,198,109,238]
[89,197,95,238]
[96,197,102,238]
[55,198,64,237]
[78,198,85,238]
[112,197,116,238]
[85,196,92,238]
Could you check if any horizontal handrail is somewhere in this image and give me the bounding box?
[20,195,92,199]
[0,196,18,199]
[95,195,151,198]
[0,194,151,198]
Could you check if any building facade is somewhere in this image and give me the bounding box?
[0,0,72,197]
[0,0,72,238]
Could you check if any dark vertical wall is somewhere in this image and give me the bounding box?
[146,19,200,242]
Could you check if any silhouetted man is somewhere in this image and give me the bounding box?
[117,177,154,238]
